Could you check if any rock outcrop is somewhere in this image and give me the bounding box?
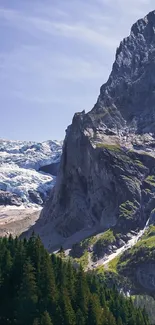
[40,10,155,250]
[39,162,60,176]
[0,190,23,206]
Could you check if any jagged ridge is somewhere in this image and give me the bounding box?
[39,10,155,251]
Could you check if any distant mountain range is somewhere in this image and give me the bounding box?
[0,139,62,207]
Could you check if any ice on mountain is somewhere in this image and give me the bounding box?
[0,139,62,207]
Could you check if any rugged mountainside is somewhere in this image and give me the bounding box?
[0,139,62,207]
[1,10,155,299]
[15,10,155,297]
[39,10,155,250]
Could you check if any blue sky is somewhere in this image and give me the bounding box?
[0,0,155,141]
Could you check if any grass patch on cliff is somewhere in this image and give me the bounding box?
[96,143,121,152]
[81,234,98,248]
[96,229,115,243]
[96,264,106,274]
[74,250,89,269]
[127,228,155,253]
[107,255,120,273]
[145,175,155,186]
[72,229,117,254]
[93,229,117,260]
[97,254,121,275]
[71,229,119,265]
[119,200,138,220]
[134,159,145,168]
[117,225,155,274]
[134,225,155,249]
[96,255,121,275]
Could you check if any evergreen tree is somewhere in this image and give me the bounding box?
[16,258,38,325]
[38,252,57,315]
[33,318,40,325]
[58,246,65,257]
[40,311,53,325]
[0,236,150,325]
[54,305,64,325]
[117,316,123,325]
[76,265,89,317]
[87,294,102,325]
[76,308,85,325]
[60,289,76,325]
[66,259,76,305]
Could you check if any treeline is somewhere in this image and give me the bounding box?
[0,234,150,325]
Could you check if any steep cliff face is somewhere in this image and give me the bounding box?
[40,11,155,249]
[92,10,155,134]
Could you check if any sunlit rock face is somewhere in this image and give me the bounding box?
[40,11,155,248]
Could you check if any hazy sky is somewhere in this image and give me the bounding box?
[0,0,155,141]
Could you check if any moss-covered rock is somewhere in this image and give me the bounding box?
[96,143,121,151]
[93,229,116,259]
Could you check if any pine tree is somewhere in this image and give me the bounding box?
[58,246,65,257]
[33,318,40,325]
[54,305,64,325]
[102,306,115,325]
[76,308,85,325]
[40,311,53,325]
[0,249,13,321]
[87,294,102,325]
[60,289,76,325]
[16,258,38,325]
[107,312,116,325]
[76,265,89,316]
[2,249,12,278]
[0,236,150,325]
[38,252,57,315]
[117,316,123,325]
[135,310,146,325]
[99,287,106,307]
[66,259,76,304]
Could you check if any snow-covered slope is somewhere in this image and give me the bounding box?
[0,139,62,207]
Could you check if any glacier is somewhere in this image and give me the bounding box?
[0,139,62,207]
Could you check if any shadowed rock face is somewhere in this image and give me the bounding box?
[0,191,23,206]
[137,264,155,292]
[40,10,155,245]
[39,162,60,176]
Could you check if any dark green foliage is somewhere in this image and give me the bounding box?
[16,259,38,325]
[40,311,53,325]
[0,235,150,325]
[58,245,65,257]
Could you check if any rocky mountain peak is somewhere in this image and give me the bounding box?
[114,10,155,75]
[89,10,155,134]
[131,10,155,37]
[38,11,155,251]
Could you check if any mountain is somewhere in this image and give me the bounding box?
[28,10,155,296]
[0,139,62,207]
[2,10,155,299]
[38,10,155,247]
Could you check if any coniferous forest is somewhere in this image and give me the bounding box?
[0,234,150,325]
